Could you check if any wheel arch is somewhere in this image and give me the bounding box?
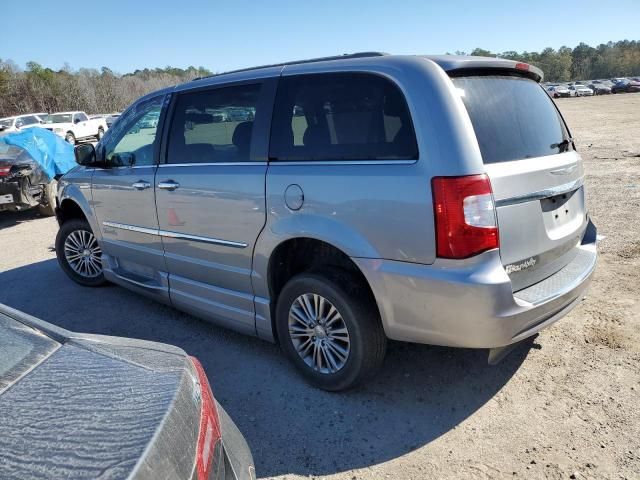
[56,186,101,241]
[263,236,380,344]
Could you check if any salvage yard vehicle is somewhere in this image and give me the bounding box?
[55,53,597,391]
[588,83,611,95]
[0,114,45,133]
[44,111,107,144]
[0,128,76,216]
[611,79,640,93]
[0,303,255,480]
[568,84,594,97]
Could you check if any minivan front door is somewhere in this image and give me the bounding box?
[155,80,274,334]
[92,95,168,300]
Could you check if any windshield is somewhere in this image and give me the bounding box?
[46,114,72,123]
[0,118,14,128]
[452,75,571,164]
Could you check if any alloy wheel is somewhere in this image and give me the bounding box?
[63,229,102,278]
[288,293,351,374]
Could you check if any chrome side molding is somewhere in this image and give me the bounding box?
[102,221,247,248]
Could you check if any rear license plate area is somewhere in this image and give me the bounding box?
[0,193,14,205]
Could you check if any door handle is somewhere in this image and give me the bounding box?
[132,180,151,190]
[158,180,180,191]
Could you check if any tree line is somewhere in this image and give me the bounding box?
[453,40,640,83]
[1,39,639,118]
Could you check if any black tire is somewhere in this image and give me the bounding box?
[96,127,104,141]
[38,179,57,216]
[55,219,107,287]
[65,132,76,145]
[275,270,387,391]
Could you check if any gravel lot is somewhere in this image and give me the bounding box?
[0,94,639,480]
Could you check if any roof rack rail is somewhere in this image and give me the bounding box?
[192,52,389,81]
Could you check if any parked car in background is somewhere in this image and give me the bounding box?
[588,83,611,95]
[611,79,640,94]
[56,53,597,391]
[568,84,594,97]
[546,85,570,98]
[0,114,46,133]
[0,303,256,480]
[105,113,121,128]
[0,128,76,216]
[44,111,107,144]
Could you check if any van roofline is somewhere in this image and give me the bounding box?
[151,53,545,100]
[191,52,389,81]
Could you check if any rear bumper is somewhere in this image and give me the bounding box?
[354,220,597,349]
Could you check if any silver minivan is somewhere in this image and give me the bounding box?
[56,53,597,390]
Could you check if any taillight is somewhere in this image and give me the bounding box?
[432,174,499,259]
[190,356,222,480]
[0,165,10,177]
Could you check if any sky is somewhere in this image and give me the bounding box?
[3,0,639,74]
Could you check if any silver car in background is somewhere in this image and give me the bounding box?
[55,53,597,390]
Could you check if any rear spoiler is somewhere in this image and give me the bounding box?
[423,55,544,83]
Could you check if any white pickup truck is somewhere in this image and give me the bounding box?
[44,111,107,144]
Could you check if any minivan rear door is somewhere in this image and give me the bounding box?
[452,74,588,291]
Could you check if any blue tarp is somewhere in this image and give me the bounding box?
[0,128,76,179]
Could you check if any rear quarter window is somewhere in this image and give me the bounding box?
[452,75,571,164]
[270,72,418,161]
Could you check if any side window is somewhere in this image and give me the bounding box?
[21,116,37,126]
[103,95,164,167]
[166,83,261,164]
[270,73,418,161]
[77,112,88,122]
[15,118,24,128]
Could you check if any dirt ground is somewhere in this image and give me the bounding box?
[0,94,638,480]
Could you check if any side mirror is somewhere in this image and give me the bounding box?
[74,143,96,166]
[74,117,81,124]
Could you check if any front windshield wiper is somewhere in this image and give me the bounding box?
[551,138,573,152]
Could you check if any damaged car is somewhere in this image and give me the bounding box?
[0,128,76,216]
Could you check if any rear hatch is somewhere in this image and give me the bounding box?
[451,73,588,291]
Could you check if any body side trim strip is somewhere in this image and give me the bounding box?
[102,221,247,248]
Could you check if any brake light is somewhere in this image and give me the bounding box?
[515,62,530,72]
[190,356,222,480]
[432,174,499,259]
[0,165,10,177]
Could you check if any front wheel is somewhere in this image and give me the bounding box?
[96,127,104,141]
[65,132,76,145]
[275,271,387,391]
[56,219,107,287]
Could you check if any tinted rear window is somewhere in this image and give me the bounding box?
[270,73,418,161]
[452,75,571,164]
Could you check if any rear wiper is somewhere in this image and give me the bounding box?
[551,138,573,152]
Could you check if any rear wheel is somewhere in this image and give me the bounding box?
[275,271,386,391]
[56,219,106,287]
[65,132,76,145]
[38,179,57,216]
